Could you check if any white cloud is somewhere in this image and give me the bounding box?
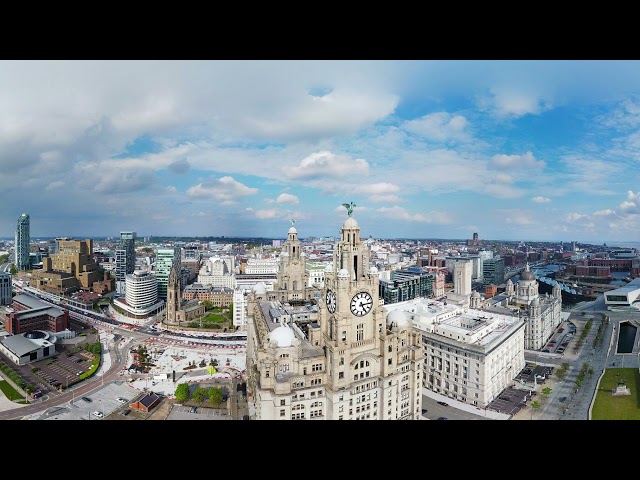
[186,176,258,205]
[376,206,451,224]
[618,191,640,214]
[276,193,299,205]
[287,151,369,179]
[402,112,469,142]
[495,173,514,184]
[531,196,551,203]
[353,182,399,195]
[593,209,616,216]
[368,194,402,203]
[254,209,279,219]
[482,89,553,118]
[489,151,546,170]
[565,213,587,223]
[45,181,64,191]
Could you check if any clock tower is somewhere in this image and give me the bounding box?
[319,212,389,384]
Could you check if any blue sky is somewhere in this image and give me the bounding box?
[1,60,640,243]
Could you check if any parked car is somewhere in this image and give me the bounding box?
[92,411,104,418]
[189,406,197,413]
[121,409,131,416]
[81,396,92,403]
[436,417,448,420]
[437,401,449,407]
[117,397,127,404]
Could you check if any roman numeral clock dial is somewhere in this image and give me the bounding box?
[350,291,373,317]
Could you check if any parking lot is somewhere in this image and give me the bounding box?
[35,381,139,420]
[167,404,231,420]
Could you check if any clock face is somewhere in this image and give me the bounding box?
[326,289,336,313]
[350,291,373,317]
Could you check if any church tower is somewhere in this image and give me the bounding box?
[167,264,181,323]
[276,221,309,301]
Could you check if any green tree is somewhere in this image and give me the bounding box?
[228,302,234,318]
[542,387,552,396]
[0,253,9,263]
[9,263,17,275]
[193,387,208,403]
[202,300,214,311]
[530,400,541,420]
[207,387,223,406]
[175,383,190,402]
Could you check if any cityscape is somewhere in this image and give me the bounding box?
[0,60,639,421]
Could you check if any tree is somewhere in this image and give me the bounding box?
[9,263,17,275]
[530,400,541,420]
[202,300,214,311]
[0,253,9,264]
[193,387,208,403]
[542,387,552,396]
[175,383,190,402]
[207,387,223,406]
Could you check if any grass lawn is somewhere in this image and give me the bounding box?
[591,368,640,420]
[0,380,25,401]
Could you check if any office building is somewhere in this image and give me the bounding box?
[482,257,505,286]
[30,238,109,295]
[378,268,435,304]
[1,294,69,335]
[113,270,164,320]
[385,298,525,408]
[156,248,180,299]
[0,271,11,306]
[15,213,30,271]
[115,231,137,294]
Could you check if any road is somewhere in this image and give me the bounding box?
[0,334,133,420]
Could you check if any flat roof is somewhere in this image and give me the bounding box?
[0,334,41,357]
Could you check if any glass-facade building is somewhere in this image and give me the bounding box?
[155,248,180,299]
[482,257,505,286]
[115,231,137,294]
[15,213,30,271]
[379,268,435,304]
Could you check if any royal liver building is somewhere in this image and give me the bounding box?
[246,207,424,420]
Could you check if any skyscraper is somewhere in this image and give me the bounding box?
[115,231,137,294]
[15,213,30,271]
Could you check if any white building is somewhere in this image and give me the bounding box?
[198,256,236,288]
[306,261,331,289]
[385,298,526,408]
[604,277,640,310]
[113,270,165,318]
[245,258,278,275]
[233,288,248,330]
[454,259,472,296]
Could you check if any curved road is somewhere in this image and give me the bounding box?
[0,332,136,420]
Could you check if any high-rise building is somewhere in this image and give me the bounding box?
[155,248,180,299]
[482,257,505,286]
[15,213,30,271]
[454,259,472,296]
[115,231,137,294]
[0,271,11,306]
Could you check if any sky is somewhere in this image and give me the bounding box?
[1,60,640,244]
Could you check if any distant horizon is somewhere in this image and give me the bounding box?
[1,235,638,249]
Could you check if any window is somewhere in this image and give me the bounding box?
[280,410,285,417]
[280,399,285,406]
[339,372,344,379]
[388,358,392,365]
